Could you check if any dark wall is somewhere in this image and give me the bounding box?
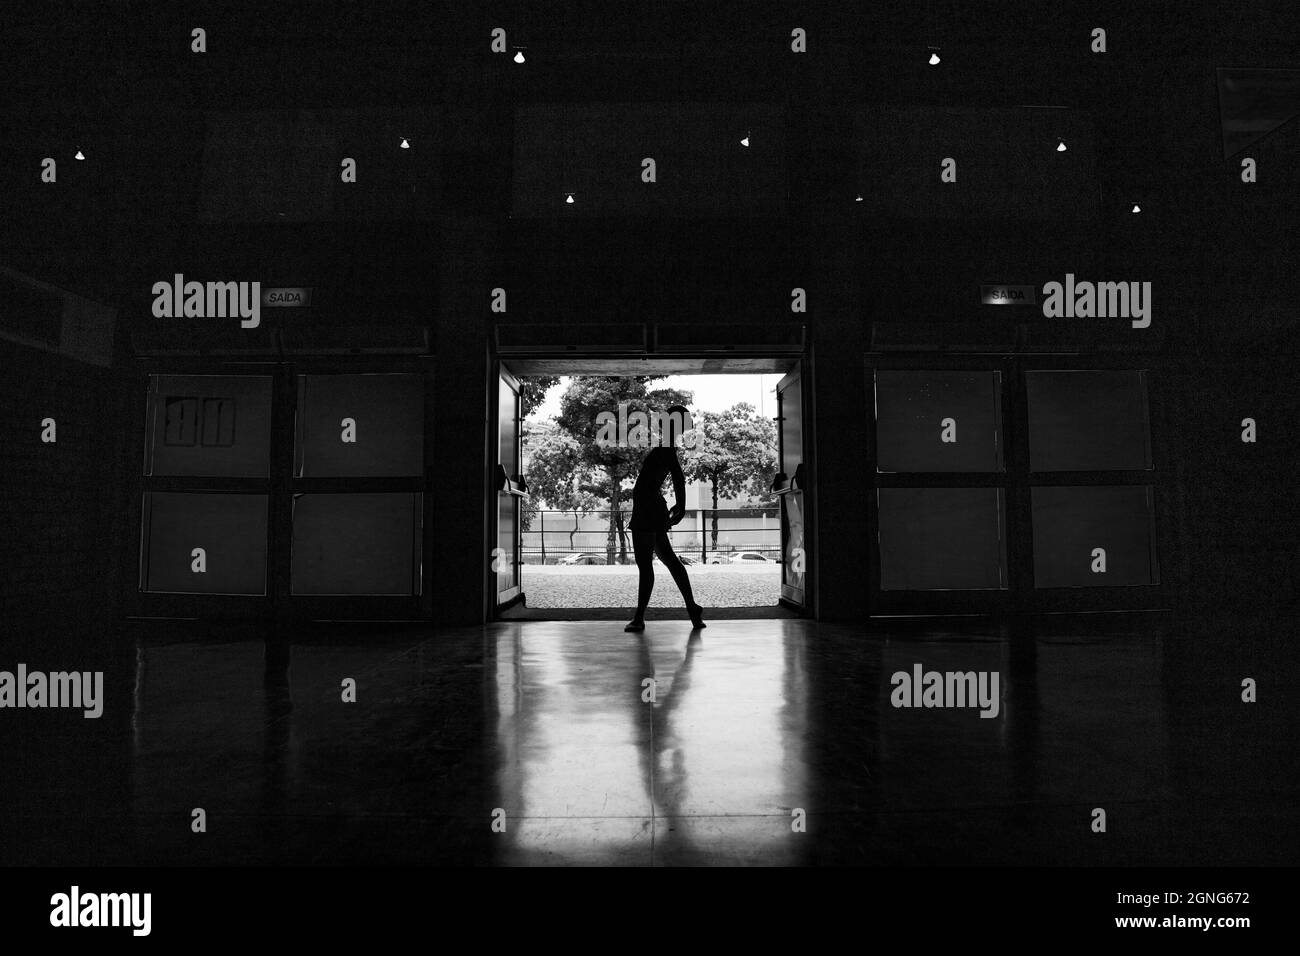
[0,338,134,632]
[1172,357,1300,617]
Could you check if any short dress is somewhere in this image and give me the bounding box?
[628,447,676,532]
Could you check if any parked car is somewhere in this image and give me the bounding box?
[728,551,771,563]
[558,552,608,565]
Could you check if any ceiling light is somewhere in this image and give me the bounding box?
[928,52,940,65]
[400,138,410,149]
[1131,204,1141,213]
[74,150,85,160]
[514,50,525,64]
[565,193,574,204]
[1056,139,1067,152]
[740,134,750,147]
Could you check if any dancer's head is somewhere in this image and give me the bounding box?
[663,404,690,448]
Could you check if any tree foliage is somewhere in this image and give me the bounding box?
[553,376,692,563]
[523,420,602,557]
[680,402,778,549]
[519,375,560,419]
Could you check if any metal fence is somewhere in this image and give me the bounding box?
[521,507,781,565]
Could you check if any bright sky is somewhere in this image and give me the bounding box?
[526,373,784,423]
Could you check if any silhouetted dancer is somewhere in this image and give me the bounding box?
[624,405,706,631]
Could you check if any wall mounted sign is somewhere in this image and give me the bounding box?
[261,287,312,307]
[980,285,1037,305]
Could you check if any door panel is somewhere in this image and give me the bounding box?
[494,368,525,608]
[290,492,422,595]
[1030,486,1157,587]
[774,365,808,609]
[295,373,424,477]
[145,374,272,477]
[141,491,268,594]
[875,370,1003,472]
[877,487,1007,590]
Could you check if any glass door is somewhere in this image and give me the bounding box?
[774,364,809,611]
[865,354,1167,614]
[494,366,526,609]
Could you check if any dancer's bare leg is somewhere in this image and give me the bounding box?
[625,531,656,631]
[654,532,705,628]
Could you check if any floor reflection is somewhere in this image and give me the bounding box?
[3,612,1289,866]
[489,621,812,865]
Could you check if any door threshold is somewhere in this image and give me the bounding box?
[495,605,802,621]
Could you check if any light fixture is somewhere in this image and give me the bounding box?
[400,138,410,149]
[855,194,864,202]
[565,193,574,204]
[928,52,941,65]
[1056,139,1067,152]
[740,133,750,147]
[74,150,85,160]
[1131,204,1141,213]
[513,50,525,64]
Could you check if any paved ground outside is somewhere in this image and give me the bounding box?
[521,563,781,609]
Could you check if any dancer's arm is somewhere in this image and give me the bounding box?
[668,450,687,525]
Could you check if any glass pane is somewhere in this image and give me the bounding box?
[291,493,422,595]
[296,374,424,477]
[1026,370,1152,471]
[782,490,806,594]
[497,494,518,595]
[780,377,803,474]
[1031,486,1156,587]
[141,492,267,594]
[875,371,1003,472]
[877,487,1007,590]
[146,375,271,477]
[499,378,519,476]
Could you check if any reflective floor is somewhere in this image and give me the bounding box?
[2,614,1296,866]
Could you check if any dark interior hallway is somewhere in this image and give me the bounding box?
[1,0,1296,938]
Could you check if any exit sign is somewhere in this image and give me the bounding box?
[261,287,312,307]
[981,285,1037,305]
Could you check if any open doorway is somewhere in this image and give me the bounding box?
[491,356,809,621]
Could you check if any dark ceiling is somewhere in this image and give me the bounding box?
[0,1,1295,351]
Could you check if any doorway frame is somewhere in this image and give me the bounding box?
[488,348,813,621]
